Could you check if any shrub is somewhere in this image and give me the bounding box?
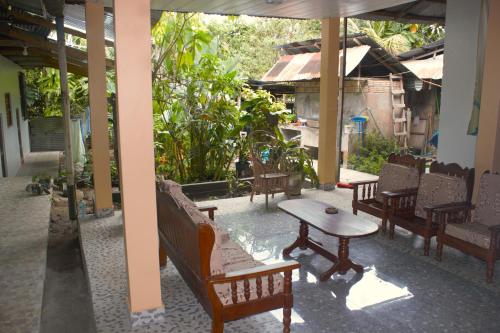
[348,132,400,175]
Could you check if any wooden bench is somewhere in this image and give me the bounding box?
[156,180,300,333]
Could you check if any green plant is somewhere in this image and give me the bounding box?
[251,130,318,187]
[25,68,89,118]
[26,173,52,195]
[240,87,288,137]
[348,132,400,175]
[274,130,319,187]
[152,13,243,183]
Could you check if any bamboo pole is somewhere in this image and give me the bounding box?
[55,16,77,220]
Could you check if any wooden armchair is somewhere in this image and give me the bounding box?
[383,162,474,256]
[352,153,425,233]
[435,171,500,282]
[250,152,289,209]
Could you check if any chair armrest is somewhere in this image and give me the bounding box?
[434,203,471,227]
[208,260,300,285]
[380,188,418,199]
[424,202,470,213]
[198,206,218,221]
[350,179,379,187]
[489,225,500,238]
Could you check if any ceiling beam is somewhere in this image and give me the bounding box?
[0,25,114,69]
[4,7,114,47]
[395,0,425,19]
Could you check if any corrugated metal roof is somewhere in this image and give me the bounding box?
[355,0,446,25]
[261,45,371,82]
[263,35,413,82]
[398,39,444,60]
[401,54,443,80]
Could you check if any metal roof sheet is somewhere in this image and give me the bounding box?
[401,54,443,80]
[261,45,371,82]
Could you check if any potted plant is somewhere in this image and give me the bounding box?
[272,131,319,196]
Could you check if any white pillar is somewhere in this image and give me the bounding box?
[437,0,483,167]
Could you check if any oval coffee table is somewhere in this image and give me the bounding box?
[278,199,379,281]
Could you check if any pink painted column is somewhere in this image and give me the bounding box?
[85,0,113,217]
[113,0,164,320]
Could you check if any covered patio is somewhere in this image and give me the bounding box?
[80,188,500,332]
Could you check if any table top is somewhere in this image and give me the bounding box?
[278,199,379,238]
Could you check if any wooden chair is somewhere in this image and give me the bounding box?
[250,151,289,209]
[435,171,500,282]
[383,161,474,256]
[352,153,425,233]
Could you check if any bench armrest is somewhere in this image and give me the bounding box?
[208,260,300,284]
[380,188,418,199]
[197,205,218,221]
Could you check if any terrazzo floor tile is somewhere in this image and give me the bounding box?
[80,188,500,333]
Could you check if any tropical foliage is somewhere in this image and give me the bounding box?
[347,19,445,55]
[151,13,243,183]
[348,132,400,175]
[25,68,88,117]
[207,16,321,79]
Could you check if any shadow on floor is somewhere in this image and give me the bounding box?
[40,219,96,333]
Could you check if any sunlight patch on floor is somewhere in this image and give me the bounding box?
[345,266,413,311]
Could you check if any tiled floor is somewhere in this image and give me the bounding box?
[80,188,500,333]
[0,152,59,333]
[0,177,52,333]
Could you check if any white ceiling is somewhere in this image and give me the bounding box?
[104,0,416,19]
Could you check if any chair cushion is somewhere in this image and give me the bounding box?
[211,239,284,305]
[375,163,420,203]
[474,173,500,227]
[414,173,467,219]
[445,223,492,249]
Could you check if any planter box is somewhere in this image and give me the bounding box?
[111,177,254,203]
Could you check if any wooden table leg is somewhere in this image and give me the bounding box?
[283,222,308,257]
[319,237,364,281]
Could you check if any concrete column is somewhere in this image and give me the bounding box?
[85,0,113,217]
[113,0,164,322]
[474,0,500,190]
[437,0,483,167]
[318,18,340,189]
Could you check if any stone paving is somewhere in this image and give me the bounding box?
[0,152,59,333]
[80,188,500,333]
[0,177,52,333]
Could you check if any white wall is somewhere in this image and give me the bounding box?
[0,55,30,176]
[437,0,483,167]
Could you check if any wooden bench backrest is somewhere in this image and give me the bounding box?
[387,153,426,175]
[156,188,215,311]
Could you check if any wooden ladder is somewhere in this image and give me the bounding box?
[389,74,410,151]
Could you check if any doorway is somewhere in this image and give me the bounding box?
[0,116,7,177]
